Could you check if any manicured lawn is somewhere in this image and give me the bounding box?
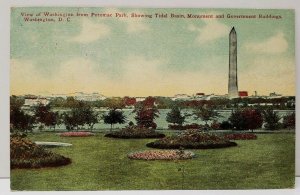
[11,132,295,190]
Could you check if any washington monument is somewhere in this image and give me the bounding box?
[228,27,239,98]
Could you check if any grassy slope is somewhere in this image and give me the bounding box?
[11,132,295,190]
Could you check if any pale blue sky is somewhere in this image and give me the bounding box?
[11,8,295,96]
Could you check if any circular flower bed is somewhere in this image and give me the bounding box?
[105,126,165,139]
[11,134,71,169]
[60,131,95,137]
[224,133,257,140]
[128,150,195,160]
[146,129,237,149]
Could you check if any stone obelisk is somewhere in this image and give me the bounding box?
[228,27,238,98]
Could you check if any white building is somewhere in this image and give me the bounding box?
[24,96,50,107]
[136,97,146,102]
[73,92,106,101]
[171,94,192,101]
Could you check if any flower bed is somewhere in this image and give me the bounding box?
[146,129,237,149]
[128,150,195,160]
[60,131,95,137]
[11,134,71,169]
[105,126,165,139]
[224,133,257,140]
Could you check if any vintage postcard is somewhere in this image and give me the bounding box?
[10,7,295,190]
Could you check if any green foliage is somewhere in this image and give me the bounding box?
[155,97,174,109]
[63,101,98,130]
[192,106,220,126]
[103,98,126,109]
[103,109,126,131]
[65,97,80,108]
[10,96,35,133]
[262,108,281,130]
[34,104,60,130]
[229,108,263,130]
[166,105,185,125]
[282,112,295,129]
[219,121,232,130]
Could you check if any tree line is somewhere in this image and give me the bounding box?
[14,95,295,110]
[10,96,159,133]
[10,96,295,133]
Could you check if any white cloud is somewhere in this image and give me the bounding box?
[188,14,230,43]
[244,32,288,53]
[70,18,110,43]
[56,58,98,87]
[239,56,295,95]
[124,19,150,33]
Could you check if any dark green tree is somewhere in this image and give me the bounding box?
[44,111,61,131]
[166,106,185,126]
[62,101,98,130]
[34,103,60,130]
[282,112,295,129]
[103,109,126,131]
[262,108,281,130]
[192,106,220,127]
[82,106,99,130]
[10,96,35,133]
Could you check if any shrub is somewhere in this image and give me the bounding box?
[220,121,232,130]
[60,131,95,137]
[229,108,263,130]
[128,150,194,160]
[146,129,237,149]
[210,120,221,130]
[224,133,257,140]
[104,126,165,139]
[166,106,185,126]
[192,106,220,126]
[282,112,295,129]
[262,108,281,130]
[10,133,71,169]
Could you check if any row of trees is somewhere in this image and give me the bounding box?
[10,96,160,132]
[10,96,295,133]
[166,104,295,131]
[21,95,295,110]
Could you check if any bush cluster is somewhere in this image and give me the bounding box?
[128,150,194,160]
[104,126,165,139]
[224,133,257,140]
[146,129,237,149]
[11,134,71,169]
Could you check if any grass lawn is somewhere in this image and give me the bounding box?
[11,132,295,190]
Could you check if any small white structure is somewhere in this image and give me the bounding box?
[74,92,106,101]
[24,96,50,107]
[136,97,146,102]
[171,94,192,101]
